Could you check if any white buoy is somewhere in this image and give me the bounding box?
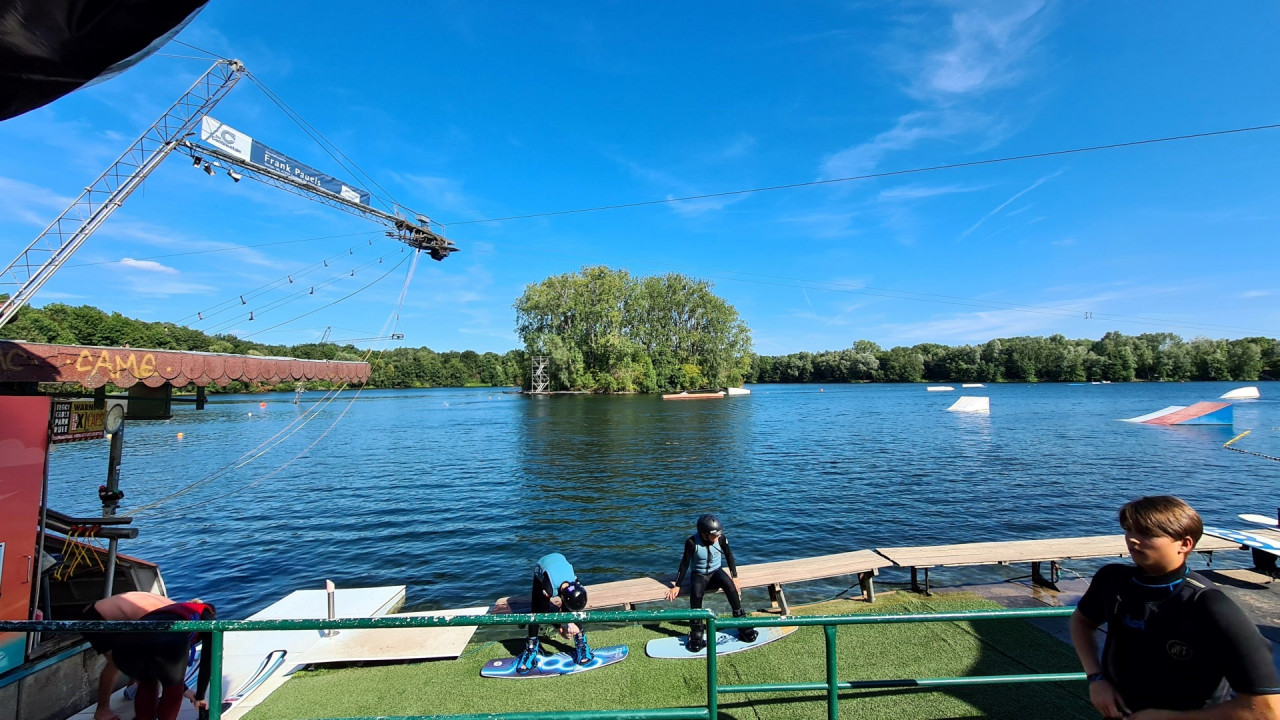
[947,396,990,413]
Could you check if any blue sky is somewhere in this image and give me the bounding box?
[1,1,1277,355]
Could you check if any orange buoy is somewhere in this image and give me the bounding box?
[259,401,267,408]
[176,432,184,440]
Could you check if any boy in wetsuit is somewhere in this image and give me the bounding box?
[664,513,756,653]
[1070,496,1280,719]
[515,552,594,674]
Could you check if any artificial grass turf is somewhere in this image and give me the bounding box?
[244,591,1094,720]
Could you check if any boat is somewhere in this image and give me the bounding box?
[661,390,726,400]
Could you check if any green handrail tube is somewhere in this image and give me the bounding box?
[0,605,1086,720]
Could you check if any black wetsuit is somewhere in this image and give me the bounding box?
[1077,563,1280,712]
[675,534,743,614]
[111,601,214,696]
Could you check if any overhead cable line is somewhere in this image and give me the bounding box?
[171,39,226,60]
[181,236,383,326]
[153,253,422,516]
[237,253,411,339]
[443,122,1280,226]
[244,72,402,216]
[199,251,400,335]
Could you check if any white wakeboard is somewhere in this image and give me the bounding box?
[646,625,796,659]
[1239,514,1278,528]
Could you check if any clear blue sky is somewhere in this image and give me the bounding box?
[2,1,1277,354]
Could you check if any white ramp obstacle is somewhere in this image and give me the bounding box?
[947,396,990,413]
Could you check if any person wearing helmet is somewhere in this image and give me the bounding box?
[515,552,594,673]
[664,514,757,653]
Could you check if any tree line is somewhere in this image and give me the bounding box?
[0,302,528,391]
[751,333,1277,384]
[3,301,1274,392]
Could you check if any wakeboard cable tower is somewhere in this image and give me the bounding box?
[0,58,457,329]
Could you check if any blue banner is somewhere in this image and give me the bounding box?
[249,143,371,206]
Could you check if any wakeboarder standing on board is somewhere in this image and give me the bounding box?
[664,514,756,652]
[515,552,593,674]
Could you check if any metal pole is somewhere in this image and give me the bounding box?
[102,422,124,597]
[206,629,224,720]
[824,624,838,720]
[29,430,52,652]
[706,616,718,719]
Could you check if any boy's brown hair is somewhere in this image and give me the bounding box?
[1118,495,1203,545]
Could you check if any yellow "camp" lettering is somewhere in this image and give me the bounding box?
[74,349,157,380]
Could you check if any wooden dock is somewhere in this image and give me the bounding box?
[491,535,1245,613]
[878,534,1240,594]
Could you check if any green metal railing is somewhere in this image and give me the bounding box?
[0,605,1082,720]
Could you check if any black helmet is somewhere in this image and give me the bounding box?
[561,580,588,612]
[696,514,724,538]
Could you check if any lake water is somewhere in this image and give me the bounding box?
[44,382,1280,618]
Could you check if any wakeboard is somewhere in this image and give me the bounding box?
[1239,514,1279,528]
[1203,525,1280,558]
[645,625,797,659]
[481,644,628,679]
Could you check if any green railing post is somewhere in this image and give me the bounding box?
[706,616,718,720]
[824,624,838,720]
[207,628,224,720]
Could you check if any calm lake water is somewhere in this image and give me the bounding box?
[45,382,1280,618]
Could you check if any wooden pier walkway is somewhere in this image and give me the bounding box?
[490,535,1244,614]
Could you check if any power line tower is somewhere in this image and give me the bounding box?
[530,356,550,395]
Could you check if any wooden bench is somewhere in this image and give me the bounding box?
[876,534,1241,595]
[491,549,893,615]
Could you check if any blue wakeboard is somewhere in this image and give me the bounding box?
[645,625,797,659]
[1204,526,1280,557]
[481,644,627,679]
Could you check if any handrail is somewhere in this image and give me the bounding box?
[0,606,1083,720]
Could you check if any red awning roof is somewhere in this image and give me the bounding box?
[0,341,370,388]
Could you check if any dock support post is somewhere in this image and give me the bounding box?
[859,571,876,603]
[768,583,790,615]
[910,567,932,595]
[1031,562,1060,591]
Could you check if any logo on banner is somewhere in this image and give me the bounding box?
[200,116,253,161]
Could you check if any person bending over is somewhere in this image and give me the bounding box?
[110,600,216,720]
[515,552,593,674]
[665,513,756,653]
[80,591,175,720]
[1070,496,1280,719]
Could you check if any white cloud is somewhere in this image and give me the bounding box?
[822,109,983,178]
[959,170,1063,240]
[128,279,218,297]
[0,176,75,225]
[877,182,986,201]
[911,0,1050,100]
[118,258,179,274]
[822,1,1052,179]
[1240,290,1272,299]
